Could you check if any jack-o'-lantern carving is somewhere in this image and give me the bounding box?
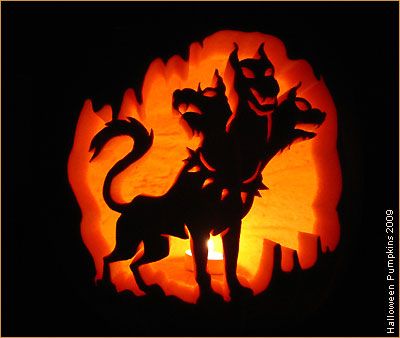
[68,30,341,304]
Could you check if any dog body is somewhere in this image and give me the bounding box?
[92,44,326,302]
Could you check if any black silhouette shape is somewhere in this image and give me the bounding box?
[90,43,326,303]
[224,43,326,211]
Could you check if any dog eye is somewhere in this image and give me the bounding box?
[241,67,255,79]
[295,100,309,111]
[264,68,273,77]
[203,89,217,97]
[188,165,201,173]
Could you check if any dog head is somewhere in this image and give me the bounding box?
[172,70,231,136]
[272,84,326,147]
[229,43,280,114]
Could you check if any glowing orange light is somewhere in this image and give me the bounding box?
[185,238,224,275]
[68,30,341,303]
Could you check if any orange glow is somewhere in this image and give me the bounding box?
[184,238,224,275]
[68,30,341,303]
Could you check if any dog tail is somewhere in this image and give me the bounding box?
[89,117,154,213]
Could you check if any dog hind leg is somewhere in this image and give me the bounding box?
[102,238,142,285]
[129,235,169,295]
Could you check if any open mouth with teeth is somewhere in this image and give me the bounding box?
[295,119,325,133]
[179,111,204,136]
[248,88,278,115]
[172,89,206,135]
[250,88,276,105]
[293,99,327,135]
[290,109,327,143]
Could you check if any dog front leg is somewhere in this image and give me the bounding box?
[190,231,222,303]
[222,223,253,301]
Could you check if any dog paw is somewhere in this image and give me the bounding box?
[197,290,224,305]
[96,279,117,294]
[145,284,165,297]
[230,285,253,302]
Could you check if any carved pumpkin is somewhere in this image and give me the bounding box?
[68,30,341,303]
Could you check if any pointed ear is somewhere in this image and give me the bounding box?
[229,43,240,71]
[212,69,226,93]
[186,147,196,157]
[288,82,302,100]
[197,82,202,92]
[257,42,267,60]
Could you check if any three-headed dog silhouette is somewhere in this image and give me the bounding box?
[90,44,326,303]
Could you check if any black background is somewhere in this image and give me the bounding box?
[2,1,399,336]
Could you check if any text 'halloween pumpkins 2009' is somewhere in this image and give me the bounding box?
[68,30,341,304]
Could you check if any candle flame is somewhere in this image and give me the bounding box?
[207,239,215,253]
